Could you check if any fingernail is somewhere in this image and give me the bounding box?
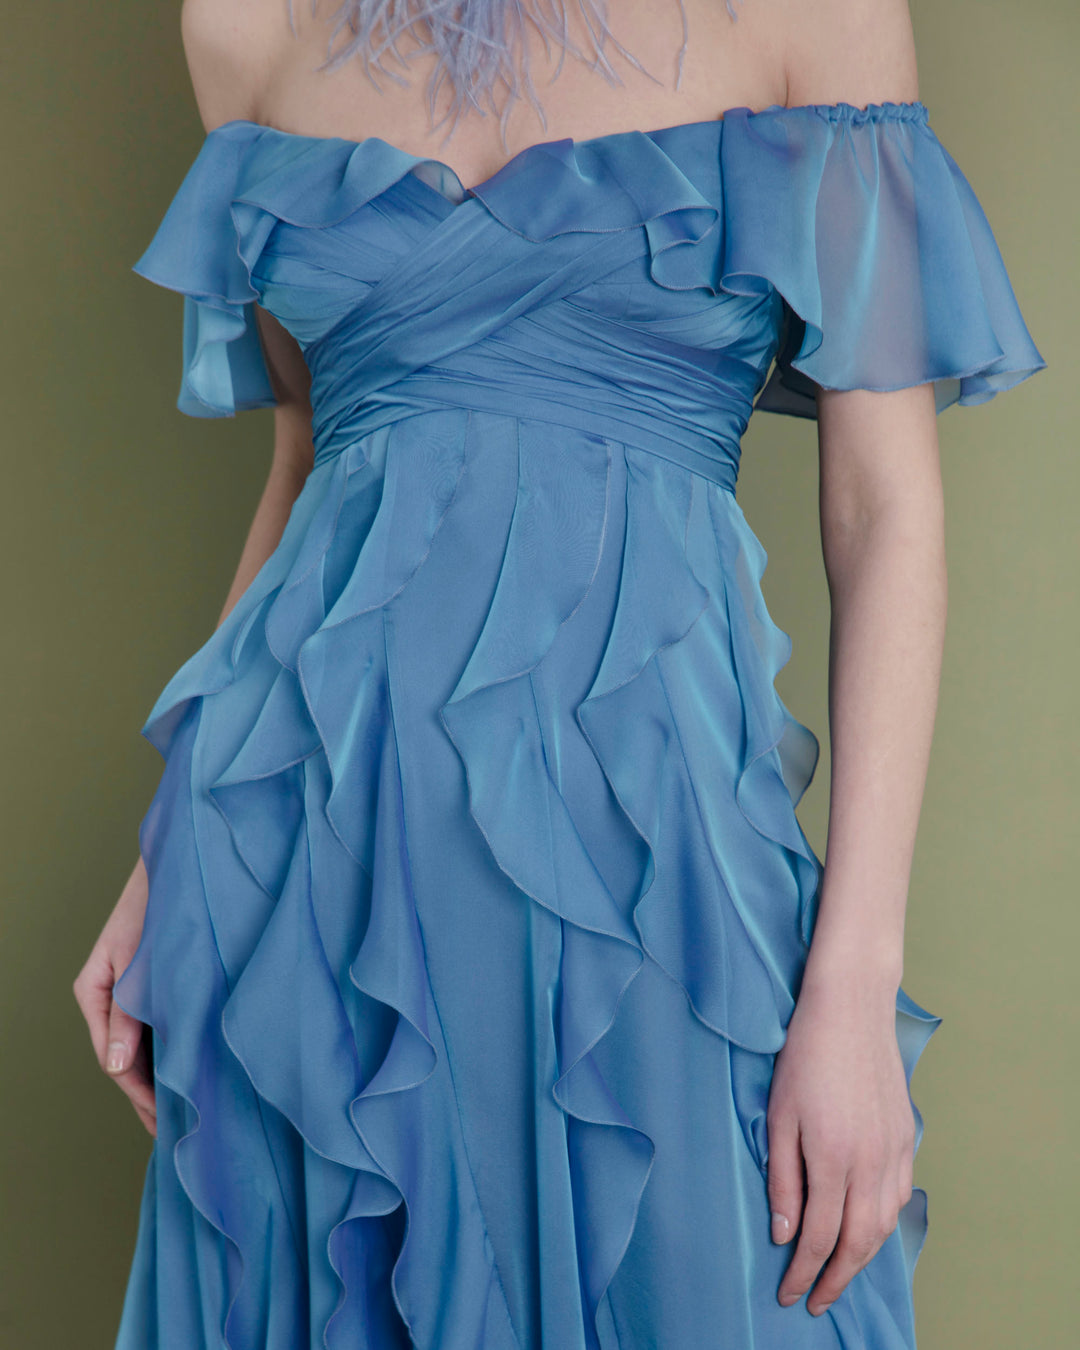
[771,1211,789,1243]
[107,1042,127,1072]
[779,1291,800,1306]
[811,1301,833,1316]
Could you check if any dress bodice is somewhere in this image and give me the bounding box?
[134,100,1045,492]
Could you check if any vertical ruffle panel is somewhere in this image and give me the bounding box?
[115,412,524,1348]
[438,423,659,1337]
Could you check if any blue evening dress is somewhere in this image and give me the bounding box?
[112,100,1046,1350]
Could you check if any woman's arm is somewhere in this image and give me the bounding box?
[767,383,946,1312]
[180,0,318,624]
[807,383,946,987]
[213,305,316,629]
[72,0,315,1136]
[765,0,947,1319]
[73,304,315,1137]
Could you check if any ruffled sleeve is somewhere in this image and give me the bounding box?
[132,125,279,418]
[717,101,1047,418]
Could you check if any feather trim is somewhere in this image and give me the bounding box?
[287,0,742,147]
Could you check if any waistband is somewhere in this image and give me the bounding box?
[313,381,741,493]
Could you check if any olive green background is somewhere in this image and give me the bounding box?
[2,1,1075,1345]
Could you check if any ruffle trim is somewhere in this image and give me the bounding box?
[115,413,943,1347]
[115,427,487,1346]
[716,105,1048,415]
[132,102,1045,420]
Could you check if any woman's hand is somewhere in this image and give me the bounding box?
[73,856,157,1137]
[766,960,914,1316]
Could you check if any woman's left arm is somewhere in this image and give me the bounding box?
[768,380,947,1315]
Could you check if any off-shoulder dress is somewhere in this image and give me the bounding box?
[113,100,1045,1350]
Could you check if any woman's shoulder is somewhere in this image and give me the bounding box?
[179,0,289,130]
[176,0,922,135]
[775,0,920,107]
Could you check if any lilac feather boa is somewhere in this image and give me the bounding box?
[287,0,742,142]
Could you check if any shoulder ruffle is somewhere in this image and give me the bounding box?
[130,121,454,416]
[132,104,1045,420]
[133,124,276,418]
[714,101,1047,416]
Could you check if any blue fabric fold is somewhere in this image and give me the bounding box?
[718,102,1047,415]
[132,102,1045,420]
[116,100,1042,1350]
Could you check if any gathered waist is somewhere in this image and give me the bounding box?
[312,379,742,493]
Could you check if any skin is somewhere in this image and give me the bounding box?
[73,0,945,1323]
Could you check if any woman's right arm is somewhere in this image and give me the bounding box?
[74,0,317,1139]
[213,306,316,628]
[73,307,314,1138]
